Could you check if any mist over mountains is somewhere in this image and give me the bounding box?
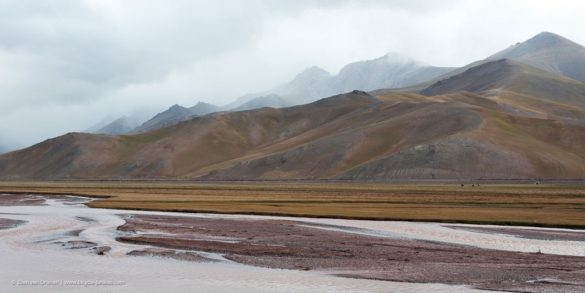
[1,32,584,181]
[103,53,453,134]
[269,53,453,105]
[227,53,453,108]
[131,102,223,134]
[101,32,585,137]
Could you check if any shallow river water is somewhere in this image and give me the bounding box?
[3,195,582,292]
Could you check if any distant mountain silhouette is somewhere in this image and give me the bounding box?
[133,102,222,133]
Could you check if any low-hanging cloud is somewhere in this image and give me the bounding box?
[1,0,585,151]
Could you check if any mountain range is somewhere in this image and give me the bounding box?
[120,96,291,135]
[1,32,584,180]
[98,52,452,135]
[247,53,454,105]
[132,102,222,133]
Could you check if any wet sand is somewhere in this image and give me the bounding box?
[0,218,25,230]
[0,193,45,206]
[0,194,32,229]
[118,214,585,293]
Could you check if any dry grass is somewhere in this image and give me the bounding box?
[1,181,584,228]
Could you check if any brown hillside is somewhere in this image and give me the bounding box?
[1,61,585,180]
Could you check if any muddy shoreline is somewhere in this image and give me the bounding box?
[0,194,39,229]
[445,225,585,241]
[0,218,25,230]
[0,193,46,206]
[117,214,585,292]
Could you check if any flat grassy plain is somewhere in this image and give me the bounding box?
[1,181,584,228]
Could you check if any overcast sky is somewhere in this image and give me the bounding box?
[1,0,585,151]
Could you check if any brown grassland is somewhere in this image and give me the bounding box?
[1,181,584,229]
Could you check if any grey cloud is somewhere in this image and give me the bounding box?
[0,0,264,109]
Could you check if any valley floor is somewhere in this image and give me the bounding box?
[1,193,585,292]
[1,180,585,228]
